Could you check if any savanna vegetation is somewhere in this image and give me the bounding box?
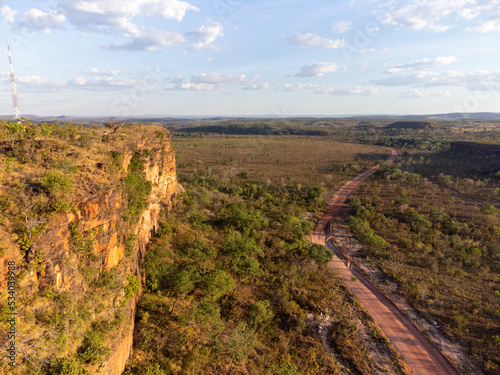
[343,139,500,373]
[1,116,500,374]
[125,135,410,375]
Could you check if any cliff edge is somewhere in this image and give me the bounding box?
[0,123,178,374]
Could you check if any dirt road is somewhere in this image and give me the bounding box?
[312,148,461,375]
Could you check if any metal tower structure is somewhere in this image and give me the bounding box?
[7,38,21,122]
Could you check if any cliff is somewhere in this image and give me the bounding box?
[0,124,178,374]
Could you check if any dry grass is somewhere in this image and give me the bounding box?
[173,135,390,189]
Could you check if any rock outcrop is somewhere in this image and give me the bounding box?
[0,126,178,374]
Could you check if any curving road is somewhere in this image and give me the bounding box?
[311,148,461,375]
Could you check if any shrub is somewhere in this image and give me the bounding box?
[77,328,110,364]
[52,200,78,213]
[481,205,499,216]
[122,153,152,224]
[5,157,15,173]
[47,357,89,375]
[249,300,274,328]
[309,243,333,264]
[125,234,137,257]
[109,151,123,174]
[43,171,74,196]
[121,274,140,307]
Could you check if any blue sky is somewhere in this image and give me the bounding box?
[1,0,500,117]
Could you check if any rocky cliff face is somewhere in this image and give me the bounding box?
[0,126,178,374]
[39,132,178,293]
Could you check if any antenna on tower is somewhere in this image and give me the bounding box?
[7,38,21,123]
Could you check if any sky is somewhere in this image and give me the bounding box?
[1,0,500,117]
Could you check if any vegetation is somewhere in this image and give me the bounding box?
[343,143,500,373]
[125,135,409,374]
[1,117,499,374]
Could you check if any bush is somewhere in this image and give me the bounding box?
[43,171,74,196]
[122,153,152,223]
[77,328,110,364]
[121,274,140,307]
[109,150,123,174]
[47,357,89,375]
[309,243,333,264]
[52,200,78,213]
[249,300,274,328]
[125,234,137,257]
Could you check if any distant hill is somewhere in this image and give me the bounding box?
[2,112,500,124]
[385,121,438,129]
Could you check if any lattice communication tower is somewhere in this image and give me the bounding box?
[7,38,21,122]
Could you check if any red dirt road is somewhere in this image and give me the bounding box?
[311,148,461,375]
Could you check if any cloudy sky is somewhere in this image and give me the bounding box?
[1,0,500,117]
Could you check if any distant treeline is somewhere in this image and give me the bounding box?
[450,141,500,156]
[174,124,330,136]
[385,121,438,129]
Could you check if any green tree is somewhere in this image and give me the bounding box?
[202,269,235,300]
[249,300,274,328]
[167,268,195,314]
[430,207,445,224]
[222,230,264,258]
[360,230,388,251]
[4,121,25,144]
[309,243,333,264]
[227,323,256,373]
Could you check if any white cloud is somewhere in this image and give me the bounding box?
[186,21,224,50]
[89,68,122,76]
[360,47,389,54]
[67,76,140,90]
[398,89,429,98]
[285,33,345,49]
[166,72,269,92]
[60,0,198,32]
[468,14,500,32]
[18,8,66,34]
[398,89,451,98]
[282,83,321,91]
[206,57,215,63]
[386,56,460,74]
[316,86,383,96]
[1,5,17,24]
[332,20,352,33]
[281,83,382,96]
[243,83,269,90]
[175,82,215,91]
[296,62,338,78]
[105,30,184,51]
[191,73,245,84]
[378,0,479,32]
[373,69,500,90]
[52,0,198,51]
[13,75,64,93]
